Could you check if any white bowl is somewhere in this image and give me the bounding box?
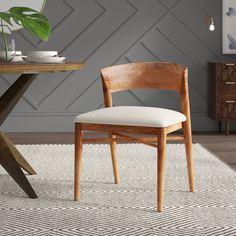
[23,56,66,63]
[12,55,24,63]
[25,51,58,57]
[15,51,22,56]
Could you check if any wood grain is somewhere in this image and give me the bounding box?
[109,133,120,184]
[0,74,36,126]
[181,68,194,192]
[0,133,37,198]
[0,130,36,175]
[208,62,236,135]
[74,123,83,201]
[0,62,84,74]
[101,62,186,92]
[74,62,194,212]
[157,128,167,212]
[82,135,184,144]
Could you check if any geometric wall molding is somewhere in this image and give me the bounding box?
[1,0,236,132]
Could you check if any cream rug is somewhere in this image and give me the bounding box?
[0,144,236,236]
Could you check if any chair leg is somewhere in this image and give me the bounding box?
[183,122,194,192]
[157,128,167,212]
[74,123,83,201]
[109,133,120,184]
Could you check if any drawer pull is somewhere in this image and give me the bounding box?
[225,63,235,66]
[225,81,235,85]
[225,100,236,104]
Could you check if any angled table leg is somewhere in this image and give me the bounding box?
[0,131,36,175]
[0,74,37,125]
[0,74,38,198]
[0,135,37,198]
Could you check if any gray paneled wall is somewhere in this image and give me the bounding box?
[1,0,236,132]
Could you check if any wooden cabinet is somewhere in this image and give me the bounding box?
[208,62,236,135]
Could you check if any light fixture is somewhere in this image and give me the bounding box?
[204,16,215,32]
[209,17,215,31]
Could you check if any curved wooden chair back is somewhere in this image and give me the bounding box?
[101,62,190,119]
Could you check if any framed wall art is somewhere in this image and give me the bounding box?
[222,0,236,54]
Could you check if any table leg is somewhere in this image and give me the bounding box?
[0,134,37,198]
[0,131,36,175]
[0,74,37,126]
[0,74,38,198]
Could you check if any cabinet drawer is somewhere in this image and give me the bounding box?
[216,81,236,94]
[216,63,236,83]
[216,98,236,120]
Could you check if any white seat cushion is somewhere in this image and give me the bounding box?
[75,106,186,128]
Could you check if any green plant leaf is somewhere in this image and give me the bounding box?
[2,7,51,41]
[0,12,13,25]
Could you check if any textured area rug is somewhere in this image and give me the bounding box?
[0,144,236,236]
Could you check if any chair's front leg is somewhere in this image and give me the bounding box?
[157,128,167,212]
[74,123,83,201]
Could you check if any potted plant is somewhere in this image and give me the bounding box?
[0,7,51,62]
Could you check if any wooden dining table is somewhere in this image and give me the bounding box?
[0,62,84,198]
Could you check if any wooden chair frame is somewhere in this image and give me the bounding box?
[74,62,194,212]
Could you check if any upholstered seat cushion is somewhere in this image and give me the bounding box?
[75,106,186,128]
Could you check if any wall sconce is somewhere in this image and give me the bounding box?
[204,16,215,31]
[209,17,215,31]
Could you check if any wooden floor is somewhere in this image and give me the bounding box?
[7,132,236,171]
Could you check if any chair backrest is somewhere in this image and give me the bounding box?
[101,62,186,93]
[100,62,190,121]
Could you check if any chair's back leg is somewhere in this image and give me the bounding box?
[109,133,120,184]
[74,123,84,201]
[157,128,167,212]
[183,121,194,192]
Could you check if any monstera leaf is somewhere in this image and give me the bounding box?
[0,7,51,41]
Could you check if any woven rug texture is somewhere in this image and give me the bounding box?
[0,143,236,236]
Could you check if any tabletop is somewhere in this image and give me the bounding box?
[0,62,85,74]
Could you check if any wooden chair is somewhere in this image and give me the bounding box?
[74,62,194,212]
